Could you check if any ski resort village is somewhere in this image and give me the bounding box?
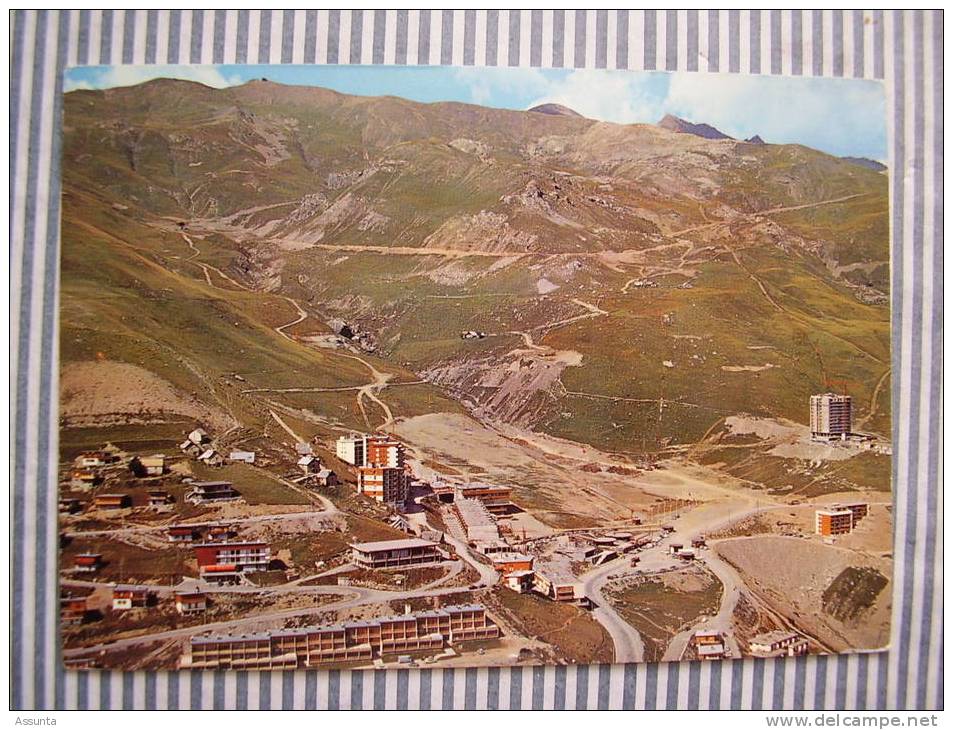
[59,76,893,670]
[60,389,890,671]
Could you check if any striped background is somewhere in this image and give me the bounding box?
[9,9,942,711]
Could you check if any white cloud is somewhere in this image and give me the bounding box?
[64,65,243,92]
[665,72,886,158]
[524,69,665,125]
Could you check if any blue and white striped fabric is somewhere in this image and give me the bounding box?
[9,10,942,710]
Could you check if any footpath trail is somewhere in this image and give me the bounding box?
[336,352,396,430]
[668,193,869,238]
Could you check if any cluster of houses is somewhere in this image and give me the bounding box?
[294,441,337,487]
[60,446,175,515]
[61,585,211,628]
[691,627,808,661]
[67,447,167,491]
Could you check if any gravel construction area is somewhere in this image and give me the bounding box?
[716,535,891,653]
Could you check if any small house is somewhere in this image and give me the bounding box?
[58,497,81,514]
[93,493,130,510]
[77,451,109,468]
[168,525,202,543]
[147,490,171,508]
[297,455,320,474]
[185,481,240,504]
[174,589,208,615]
[198,449,225,467]
[60,594,89,626]
[206,524,237,542]
[295,442,313,456]
[112,586,153,611]
[313,468,337,487]
[130,454,165,477]
[180,440,201,457]
[229,451,256,464]
[70,470,100,488]
[187,428,210,446]
[669,543,683,555]
[691,537,706,549]
[73,553,103,573]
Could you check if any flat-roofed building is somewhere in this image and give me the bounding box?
[200,564,243,585]
[351,538,443,569]
[336,434,368,466]
[457,483,516,514]
[815,508,854,536]
[832,501,869,525]
[749,631,809,657]
[533,569,587,605]
[810,393,852,440]
[194,541,271,573]
[357,465,407,505]
[366,437,405,469]
[491,553,534,576]
[504,569,535,593]
[693,630,726,660]
[454,496,500,544]
[185,605,499,669]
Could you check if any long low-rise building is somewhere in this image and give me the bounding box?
[185,605,499,669]
[749,631,809,658]
[454,496,500,544]
[350,538,444,569]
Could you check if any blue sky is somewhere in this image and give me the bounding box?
[65,64,887,161]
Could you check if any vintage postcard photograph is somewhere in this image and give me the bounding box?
[58,63,892,672]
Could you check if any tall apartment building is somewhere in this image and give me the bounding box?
[336,433,368,466]
[366,437,405,469]
[810,393,852,440]
[357,465,407,505]
[815,508,854,536]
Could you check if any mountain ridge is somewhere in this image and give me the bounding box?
[59,78,891,457]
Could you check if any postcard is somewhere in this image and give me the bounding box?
[58,63,891,671]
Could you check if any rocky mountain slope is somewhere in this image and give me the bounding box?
[61,79,891,460]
